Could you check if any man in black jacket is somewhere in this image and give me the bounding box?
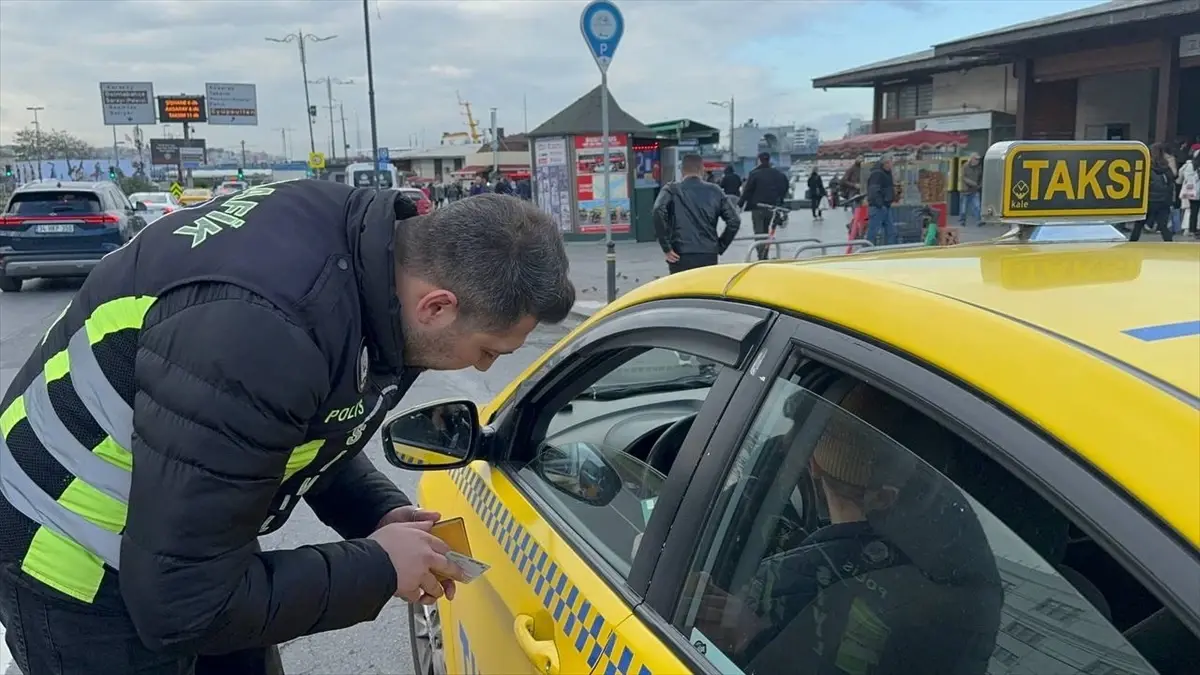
[866,155,898,245]
[653,154,740,273]
[0,183,574,674]
[738,152,790,260]
[719,164,742,197]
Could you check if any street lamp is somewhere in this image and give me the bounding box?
[265,31,337,158]
[707,97,735,166]
[27,106,44,179]
[308,76,354,161]
[362,0,382,185]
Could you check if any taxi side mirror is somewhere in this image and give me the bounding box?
[532,442,622,507]
[381,399,479,471]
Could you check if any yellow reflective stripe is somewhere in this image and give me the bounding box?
[93,436,132,471]
[21,527,105,603]
[0,397,25,437]
[284,439,324,481]
[84,295,156,345]
[44,349,70,383]
[58,478,127,533]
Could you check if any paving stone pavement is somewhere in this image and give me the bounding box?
[566,207,1009,318]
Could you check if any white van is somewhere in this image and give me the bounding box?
[342,162,400,189]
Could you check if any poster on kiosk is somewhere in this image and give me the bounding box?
[574,133,630,234]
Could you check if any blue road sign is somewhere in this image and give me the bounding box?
[377,146,390,162]
[580,0,624,73]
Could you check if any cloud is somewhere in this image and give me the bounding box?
[0,0,887,154]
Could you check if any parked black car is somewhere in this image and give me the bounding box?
[0,180,148,292]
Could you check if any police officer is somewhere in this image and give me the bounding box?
[0,182,575,674]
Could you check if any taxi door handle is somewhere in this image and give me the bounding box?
[514,614,560,675]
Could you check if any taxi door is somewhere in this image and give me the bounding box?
[423,463,644,675]
[417,298,772,675]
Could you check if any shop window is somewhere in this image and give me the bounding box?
[1035,598,1084,623]
[881,83,931,119]
[1004,620,1045,646]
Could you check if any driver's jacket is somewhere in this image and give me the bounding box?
[0,180,422,654]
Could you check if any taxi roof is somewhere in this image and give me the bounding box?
[586,241,1200,546]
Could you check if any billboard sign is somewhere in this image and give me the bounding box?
[204,83,258,125]
[150,138,207,167]
[100,82,156,125]
[157,95,207,123]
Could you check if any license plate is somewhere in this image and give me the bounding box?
[35,223,75,234]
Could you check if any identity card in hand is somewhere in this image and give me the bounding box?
[445,550,490,583]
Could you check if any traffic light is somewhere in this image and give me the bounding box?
[237,167,245,181]
[3,164,11,178]
[107,166,116,180]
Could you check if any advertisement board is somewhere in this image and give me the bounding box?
[100,82,156,125]
[533,137,573,233]
[574,133,630,234]
[150,138,207,167]
[633,142,661,189]
[157,95,208,123]
[204,83,258,125]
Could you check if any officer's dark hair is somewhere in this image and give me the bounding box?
[395,193,576,331]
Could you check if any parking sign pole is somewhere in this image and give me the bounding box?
[581,0,624,304]
[600,73,614,303]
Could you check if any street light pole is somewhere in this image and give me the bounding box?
[490,108,498,178]
[309,76,353,161]
[707,97,735,166]
[265,30,337,160]
[26,106,44,179]
[362,0,382,185]
[338,102,350,159]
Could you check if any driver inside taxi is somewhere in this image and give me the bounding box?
[696,383,1001,674]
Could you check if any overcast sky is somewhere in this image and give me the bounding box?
[0,0,1097,155]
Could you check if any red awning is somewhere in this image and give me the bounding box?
[818,130,969,157]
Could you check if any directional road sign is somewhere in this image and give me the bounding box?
[377,146,390,171]
[169,182,184,201]
[100,82,156,126]
[308,152,326,170]
[579,0,624,73]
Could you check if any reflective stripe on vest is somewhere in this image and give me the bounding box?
[0,295,335,602]
[0,295,154,601]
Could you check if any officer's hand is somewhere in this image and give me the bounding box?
[369,521,466,604]
[665,250,680,263]
[376,505,440,530]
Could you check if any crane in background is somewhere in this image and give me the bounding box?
[457,91,481,143]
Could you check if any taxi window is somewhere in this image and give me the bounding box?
[673,358,1172,675]
[518,347,723,578]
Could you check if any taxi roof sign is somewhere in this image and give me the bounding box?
[982,141,1150,223]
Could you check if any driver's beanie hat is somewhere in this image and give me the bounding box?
[813,384,910,488]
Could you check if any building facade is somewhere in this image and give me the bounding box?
[813,1,1199,151]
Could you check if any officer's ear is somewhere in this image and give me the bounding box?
[412,288,460,328]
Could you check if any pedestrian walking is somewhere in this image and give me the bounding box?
[0,183,575,675]
[654,153,740,274]
[866,155,898,245]
[1130,142,1176,242]
[720,164,742,198]
[807,169,827,220]
[738,152,790,260]
[959,153,983,227]
[1178,147,1199,238]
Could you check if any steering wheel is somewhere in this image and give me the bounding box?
[646,414,696,476]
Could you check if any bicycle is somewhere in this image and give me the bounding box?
[752,203,791,259]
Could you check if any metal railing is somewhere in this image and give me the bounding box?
[742,236,821,262]
[792,240,875,257]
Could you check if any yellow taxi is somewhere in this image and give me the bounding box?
[383,142,1200,675]
[177,187,213,207]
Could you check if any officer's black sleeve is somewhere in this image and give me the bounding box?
[739,172,758,209]
[717,193,741,254]
[652,186,675,253]
[121,282,398,655]
[303,452,412,540]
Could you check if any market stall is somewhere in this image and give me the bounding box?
[819,130,968,244]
